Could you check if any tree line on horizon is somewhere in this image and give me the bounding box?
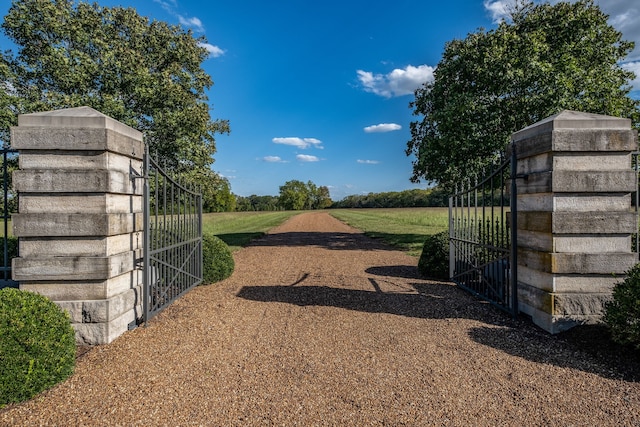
[232,181,449,212]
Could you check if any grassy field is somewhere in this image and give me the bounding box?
[202,211,301,251]
[328,208,448,256]
[204,208,449,256]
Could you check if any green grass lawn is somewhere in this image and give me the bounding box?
[204,208,449,255]
[202,211,302,251]
[329,207,449,256]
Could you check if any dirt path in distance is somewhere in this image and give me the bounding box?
[1,212,639,426]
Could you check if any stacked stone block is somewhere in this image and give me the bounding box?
[513,110,638,333]
[11,107,144,345]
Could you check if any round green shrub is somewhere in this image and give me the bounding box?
[202,232,235,284]
[418,231,449,280]
[603,263,640,350]
[0,288,76,407]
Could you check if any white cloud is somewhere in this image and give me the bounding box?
[357,65,434,98]
[296,154,320,162]
[363,123,402,133]
[263,156,287,163]
[178,15,204,31]
[357,159,380,164]
[272,137,323,149]
[198,42,225,58]
[483,0,515,23]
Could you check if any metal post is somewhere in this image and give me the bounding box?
[142,144,150,324]
[510,142,519,316]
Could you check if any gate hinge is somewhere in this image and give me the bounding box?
[130,165,144,181]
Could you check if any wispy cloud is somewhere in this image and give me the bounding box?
[363,123,402,133]
[178,15,203,31]
[263,156,288,163]
[357,65,434,98]
[297,154,320,162]
[357,159,380,164]
[483,0,515,23]
[272,137,323,149]
[199,42,225,58]
[151,0,226,58]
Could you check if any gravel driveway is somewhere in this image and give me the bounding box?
[1,212,639,426]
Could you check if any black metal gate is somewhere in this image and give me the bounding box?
[142,147,203,322]
[0,147,18,289]
[449,145,518,316]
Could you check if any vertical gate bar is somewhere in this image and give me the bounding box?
[143,144,150,324]
[449,194,454,279]
[631,151,640,254]
[510,142,519,316]
[199,189,203,283]
[3,149,9,282]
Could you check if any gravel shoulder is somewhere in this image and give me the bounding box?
[2,212,639,426]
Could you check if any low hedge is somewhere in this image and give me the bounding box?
[202,232,235,284]
[603,263,640,351]
[0,288,76,407]
[417,231,449,280]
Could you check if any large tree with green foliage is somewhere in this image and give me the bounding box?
[278,180,332,210]
[1,0,229,171]
[406,0,640,190]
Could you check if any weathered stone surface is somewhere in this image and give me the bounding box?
[518,249,637,274]
[12,213,142,237]
[551,170,636,193]
[19,282,108,301]
[19,151,142,173]
[512,110,633,144]
[517,265,619,293]
[553,235,630,253]
[11,127,143,159]
[13,169,137,194]
[12,251,137,281]
[72,308,136,345]
[12,106,143,157]
[553,292,611,316]
[18,271,143,301]
[82,288,138,323]
[19,234,142,257]
[553,153,631,171]
[518,211,636,234]
[550,252,637,275]
[19,194,143,214]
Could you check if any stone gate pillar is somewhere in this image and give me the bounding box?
[513,110,638,333]
[11,107,144,345]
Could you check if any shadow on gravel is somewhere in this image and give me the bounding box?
[469,325,640,383]
[248,232,389,251]
[237,276,640,383]
[365,265,422,279]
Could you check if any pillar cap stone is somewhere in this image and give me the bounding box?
[17,106,142,141]
[512,110,632,142]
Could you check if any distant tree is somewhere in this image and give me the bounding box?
[332,187,447,208]
[1,0,229,170]
[314,185,333,209]
[235,195,280,211]
[406,0,640,190]
[278,180,309,211]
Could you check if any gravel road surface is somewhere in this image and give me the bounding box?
[1,212,639,426]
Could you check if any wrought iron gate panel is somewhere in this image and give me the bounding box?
[1,147,18,289]
[449,145,518,316]
[143,148,203,322]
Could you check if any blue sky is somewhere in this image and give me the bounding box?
[1,0,639,199]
